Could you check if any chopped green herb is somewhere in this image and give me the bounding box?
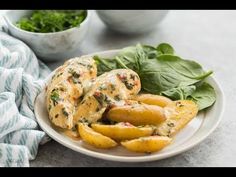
[72,77,81,84]
[72,124,78,132]
[176,101,184,107]
[59,87,65,91]
[95,107,100,112]
[87,64,93,70]
[51,74,56,80]
[93,91,111,105]
[117,73,127,83]
[167,122,175,127]
[114,95,121,101]
[130,74,136,80]
[62,108,69,117]
[57,72,63,77]
[110,84,116,91]
[124,81,134,90]
[116,73,134,90]
[68,68,80,78]
[15,10,87,33]
[104,95,111,104]
[79,117,91,125]
[93,91,105,105]
[50,90,60,106]
[98,84,107,90]
[77,62,87,66]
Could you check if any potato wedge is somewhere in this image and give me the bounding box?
[78,123,117,149]
[121,136,172,153]
[155,100,198,137]
[107,104,166,126]
[132,94,172,107]
[91,122,154,140]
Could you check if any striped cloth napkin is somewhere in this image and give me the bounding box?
[0,19,51,167]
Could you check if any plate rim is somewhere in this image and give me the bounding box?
[34,49,225,162]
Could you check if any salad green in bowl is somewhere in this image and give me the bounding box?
[15,10,87,33]
[3,10,91,61]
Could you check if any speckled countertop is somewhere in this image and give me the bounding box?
[21,10,236,166]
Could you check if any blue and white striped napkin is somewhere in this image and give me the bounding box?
[0,19,51,167]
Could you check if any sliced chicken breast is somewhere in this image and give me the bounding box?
[46,57,97,129]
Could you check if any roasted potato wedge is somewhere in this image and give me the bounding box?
[91,122,154,140]
[132,94,172,107]
[155,100,198,137]
[121,136,172,153]
[107,104,166,126]
[78,123,117,149]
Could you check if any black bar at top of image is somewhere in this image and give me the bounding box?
[0,0,236,9]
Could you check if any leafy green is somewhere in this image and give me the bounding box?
[50,90,60,106]
[189,82,216,110]
[161,82,216,110]
[139,54,212,93]
[94,55,120,75]
[161,85,196,100]
[156,43,175,55]
[94,43,216,111]
[16,10,87,33]
[142,45,159,58]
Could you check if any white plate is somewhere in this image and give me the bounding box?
[34,50,225,162]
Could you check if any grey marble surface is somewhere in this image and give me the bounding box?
[30,10,236,167]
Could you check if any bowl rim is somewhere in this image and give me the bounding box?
[3,10,91,36]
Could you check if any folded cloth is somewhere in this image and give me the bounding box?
[0,20,51,166]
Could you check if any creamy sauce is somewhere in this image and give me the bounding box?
[52,124,80,141]
[63,130,81,141]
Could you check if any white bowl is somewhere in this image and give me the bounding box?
[3,10,91,61]
[96,10,169,34]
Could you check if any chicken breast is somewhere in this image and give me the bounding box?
[73,69,141,124]
[46,56,97,129]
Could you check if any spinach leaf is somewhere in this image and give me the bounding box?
[116,44,147,71]
[139,54,212,93]
[94,55,118,75]
[143,43,174,58]
[189,82,216,110]
[161,85,196,100]
[94,44,148,75]
[156,55,213,80]
[156,43,175,55]
[142,45,159,59]
[161,82,216,110]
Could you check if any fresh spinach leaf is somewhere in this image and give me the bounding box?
[116,44,147,72]
[156,43,174,55]
[189,82,216,110]
[142,45,159,59]
[161,82,216,110]
[139,54,212,93]
[94,55,118,75]
[161,85,196,100]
